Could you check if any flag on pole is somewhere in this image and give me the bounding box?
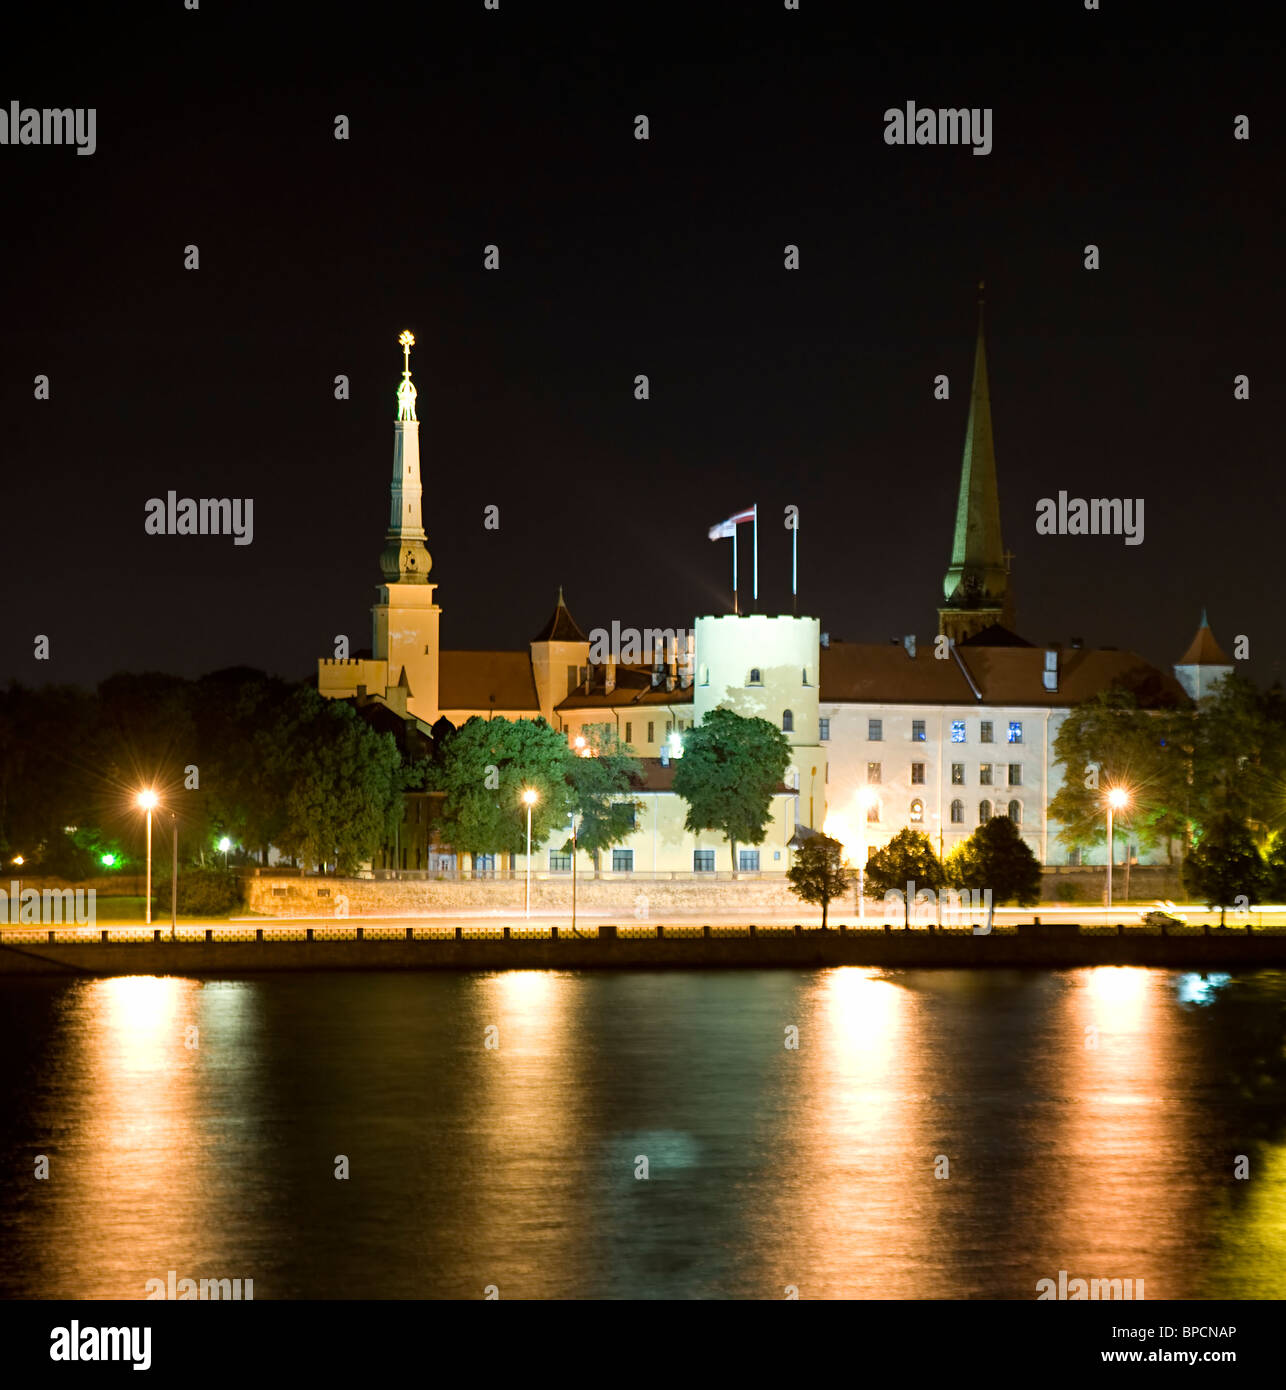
[707,507,756,541]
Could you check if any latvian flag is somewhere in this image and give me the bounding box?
[708,506,755,540]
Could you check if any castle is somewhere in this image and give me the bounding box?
[319,314,1232,877]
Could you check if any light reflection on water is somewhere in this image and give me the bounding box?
[0,967,1282,1299]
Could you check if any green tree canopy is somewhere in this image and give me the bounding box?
[436,716,577,857]
[566,723,642,860]
[786,832,850,928]
[945,814,1041,931]
[864,828,945,927]
[671,707,792,870]
[1183,814,1267,926]
[1190,673,1286,837]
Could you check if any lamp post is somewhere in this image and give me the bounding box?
[218,836,231,870]
[1106,787,1129,912]
[521,788,538,919]
[571,814,579,936]
[856,787,877,922]
[170,811,178,942]
[137,790,158,926]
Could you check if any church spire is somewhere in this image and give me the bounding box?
[938,282,1013,642]
[380,329,432,584]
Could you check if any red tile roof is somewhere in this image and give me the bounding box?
[438,650,540,711]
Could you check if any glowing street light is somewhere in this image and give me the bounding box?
[218,836,232,869]
[856,787,878,921]
[1106,787,1130,912]
[137,789,159,925]
[521,788,539,918]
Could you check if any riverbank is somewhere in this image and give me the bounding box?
[3,924,1284,976]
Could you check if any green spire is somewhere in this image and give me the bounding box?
[942,282,1007,610]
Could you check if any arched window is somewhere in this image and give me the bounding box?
[950,799,964,824]
[748,668,762,685]
[909,799,924,824]
[1008,799,1021,825]
[979,799,992,824]
[782,709,794,732]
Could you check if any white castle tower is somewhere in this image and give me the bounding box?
[694,613,827,831]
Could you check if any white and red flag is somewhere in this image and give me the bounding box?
[707,507,756,541]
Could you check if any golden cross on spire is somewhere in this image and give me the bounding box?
[398,329,415,376]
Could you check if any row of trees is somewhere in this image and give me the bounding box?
[1049,674,1286,860]
[789,818,1042,929]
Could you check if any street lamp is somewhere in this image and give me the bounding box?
[137,789,158,925]
[1106,787,1129,912]
[218,836,231,870]
[856,787,877,922]
[521,788,538,919]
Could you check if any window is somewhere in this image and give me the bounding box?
[612,849,634,873]
[549,852,571,873]
[912,720,926,742]
[979,800,992,824]
[693,850,715,872]
[951,720,966,744]
[647,721,654,743]
[866,799,880,824]
[1008,800,1022,825]
[624,721,632,745]
[1067,847,1082,867]
[911,763,925,784]
[474,853,496,874]
[909,799,924,823]
[616,803,637,830]
[738,850,760,872]
[782,709,794,733]
[951,763,965,785]
[867,762,882,784]
[1008,764,1022,786]
[1008,721,1023,744]
[979,763,993,785]
[665,720,673,736]
[868,718,883,741]
[950,799,964,824]
[980,720,994,743]
[748,668,762,685]
[802,667,810,685]
[819,717,830,741]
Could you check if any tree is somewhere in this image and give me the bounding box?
[436,717,577,859]
[672,707,791,870]
[1262,831,1286,903]
[565,723,642,864]
[1190,673,1286,838]
[273,689,404,875]
[786,832,850,929]
[1183,814,1267,926]
[945,815,1041,932]
[864,828,945,927]
[1048,687,1187,863]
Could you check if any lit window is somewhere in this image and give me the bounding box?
[951,720,966,743]
[1008,721,1023,744]
[866,800,880,824]
[911,763,925,785]
[867,762,882,784]
[951,763,964,785]
[782,709,794,732]
[819,718,830,741]
[950,799,964,823]
[909,799,924,824]
[979,763,993,785]
[912,720,926,742]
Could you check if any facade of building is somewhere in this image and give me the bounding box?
[319,314,1234,877]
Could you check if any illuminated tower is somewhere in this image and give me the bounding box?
[371,331,441,720]
[938,284,1014,643]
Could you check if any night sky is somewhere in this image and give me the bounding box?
[5,7,1283,690]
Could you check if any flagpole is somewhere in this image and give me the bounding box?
[753,504,758,607]
[792,512,798,613]
[732,524,738,614]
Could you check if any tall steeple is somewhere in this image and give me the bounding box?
[938,282,1013,643]
[379,330,432,585]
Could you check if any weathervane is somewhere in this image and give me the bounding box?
[396,329,417,421]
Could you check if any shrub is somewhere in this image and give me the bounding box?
[152,867,244,917]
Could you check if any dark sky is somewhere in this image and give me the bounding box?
[4,6,1283,690]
